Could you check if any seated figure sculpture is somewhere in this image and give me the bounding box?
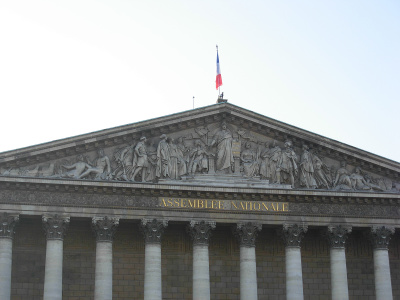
[240,142,259,178]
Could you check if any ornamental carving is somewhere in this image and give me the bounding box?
[1,120,398,194]
[368,226,395,250]
[234,222,262,247]
[92,216,119,242]
[0,213,19,238]
[140,218,168,244]
[187,220,216,246]
[42,215,70,240]
[280,223,308,248]
[325,225,352,249]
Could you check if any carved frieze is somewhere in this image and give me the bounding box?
[234,222,262,247]
[187,220,216,246]
[0,213,19,238]
[42,215,70,240]
[0,120,397,194]
[280,223,308,248]
[368,225,395,250]
[140,218,168,244]
[325,225,352,249]
[92,216,119,242]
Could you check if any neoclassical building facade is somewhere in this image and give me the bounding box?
[0,102,399,300]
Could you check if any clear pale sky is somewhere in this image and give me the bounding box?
[1,1,399,162]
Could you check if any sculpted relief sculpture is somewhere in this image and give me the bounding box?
[0,121,398,193]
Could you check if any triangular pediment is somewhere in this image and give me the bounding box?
[0,103,399,193]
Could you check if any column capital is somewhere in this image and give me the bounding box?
[234,222,262,247]
[42,215,70,240]
[0,213,19,239]
[140,218,168,244]
[188,220,216,246]
[281,223,308,248]
[369,225,395,250]
[325,225,352,249]
[92,216,119,242]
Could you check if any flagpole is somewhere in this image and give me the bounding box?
[216,45,220,97]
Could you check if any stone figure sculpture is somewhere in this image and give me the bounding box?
[350,167,371,190]
[131,137,149,182]
[156,134,170,179]
[240,142,259,178]
[61,155,91,179]
[209,121,234,173]
[168,138,187,180]
[311,151,331,188]
[276,140,298,188]
[188,140,213,175]
[299,145,317,189]
[78,149,111,180]
[259,142,271,180]
[333,161,352,190]
[268,142,282,183]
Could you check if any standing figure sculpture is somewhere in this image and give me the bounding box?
[259,142,271,180]
[276,140,298,188]
[299,145,317,189]
[268,142,282,183]
[189,140,212,175]
[78,149,111,180]
[240,142,259,178]
[312,151,331,188]
[168,138,187,180]
[156,134,170,179]
[131,137,149,182]
[209,121,234,173]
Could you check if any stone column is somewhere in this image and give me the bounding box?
[368,226,395,300]
[188,220,216,300]
[141,218,168,300]
[92,216,119,300]
[0,213,19,300]
[42,215,70,300]
[234,222,262,300]
[280,223,308,300]
[325,225,352,300]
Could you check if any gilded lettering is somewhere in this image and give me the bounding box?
[254,202,261,211]
[283,203,288,212]
[240,202,245,210]
[232,202,238,209]
[161,198,168,207]
[271,203,276,211]
[218,200,223,210]
[262,202,269,211]
[187,199,194,208]
[181,199,187,208]
[198,200,204,208]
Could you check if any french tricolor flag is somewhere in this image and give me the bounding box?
[216,50,223,90]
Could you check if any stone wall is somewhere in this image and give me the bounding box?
[9,216,400,299]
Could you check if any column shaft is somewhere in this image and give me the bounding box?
[285,247,303,300]
[374,249,393,300]
[0,238,13,300]
[330,248,349,300]
[43,239,64,300]
[144,243,162,300]
[240,246,257,300]
[193,244,210,300]
[95,242,113,300]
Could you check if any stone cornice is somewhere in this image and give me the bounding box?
[0,213,19,239]
[92,216,119,242]
[42,215,70,240]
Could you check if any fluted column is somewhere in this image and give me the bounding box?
[141,218,168,300]
[0,213,19,300]
[281,223,308,300]
[325,225,351,300]
[234,222,262,300]
[368,226,395,300]
[42,215,70,300]
[188,220,216,300]
[92,216,119,300]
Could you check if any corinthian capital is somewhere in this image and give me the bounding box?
[188,220,216,246]
[140,218,168,244]
[0,213,19,239]
[92,216,120,242]
[325,225,352,249]
[281,223,308,248]
[42,215,70,240]
[369,226,395,250]
[234,222,262,247]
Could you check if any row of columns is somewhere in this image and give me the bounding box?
[0,212,396,300]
